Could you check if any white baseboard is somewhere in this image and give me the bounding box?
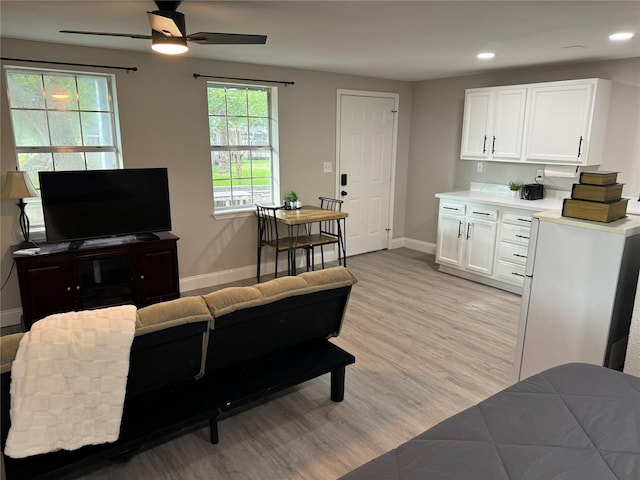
[390,237,436,255]
[180,249,339,293]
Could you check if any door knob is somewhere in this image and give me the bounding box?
[341,191,348,196]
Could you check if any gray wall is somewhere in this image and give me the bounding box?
[407,57,640,245]
[0,38,413,315]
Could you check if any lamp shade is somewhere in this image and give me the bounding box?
[1,171,38,199]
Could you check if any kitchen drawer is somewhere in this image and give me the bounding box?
[439,202,466,216]
[468,205,498,221]
[501,224,531,246]
[502,211,533,227]
[495,260,526,286]
[498,242,529,265]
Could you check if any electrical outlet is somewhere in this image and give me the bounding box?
[477,162,483,173]
[536,169,544,182]
[323,162,332,173]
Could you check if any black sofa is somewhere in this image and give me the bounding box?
[1,266,357,479]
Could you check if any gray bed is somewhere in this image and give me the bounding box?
[340,363,640,480]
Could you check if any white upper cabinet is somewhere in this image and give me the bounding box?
[460,87,527,161]
[460,79,611,165]
[524,79,611,165]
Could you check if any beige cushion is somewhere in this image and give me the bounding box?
[1,333,25,374]
[135,296,213,336]
[203,266,357,322]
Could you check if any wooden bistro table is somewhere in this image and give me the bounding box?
[274,205,348,275]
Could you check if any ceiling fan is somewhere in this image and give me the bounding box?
[60,0,267,55]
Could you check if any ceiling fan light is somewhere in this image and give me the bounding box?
[151,32,188,55]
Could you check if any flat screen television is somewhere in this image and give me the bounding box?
[39,168,172,244]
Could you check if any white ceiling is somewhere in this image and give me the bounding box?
[1,1,639,81]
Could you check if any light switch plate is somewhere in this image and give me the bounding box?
[323,162,333,173]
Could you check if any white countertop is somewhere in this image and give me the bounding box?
[436,186,640,216]
[534,209,640,235]
[435,190,566,212]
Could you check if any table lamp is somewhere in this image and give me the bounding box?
[1,170,39,248]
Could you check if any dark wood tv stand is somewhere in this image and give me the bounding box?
[14,232,180,330]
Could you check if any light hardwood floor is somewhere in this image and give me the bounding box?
[63,248,521,479]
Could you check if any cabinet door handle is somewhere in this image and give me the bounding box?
[75,285,80,291]
[512,272,525,277]
[482,135,487,154]
[457,220,462,238]
[67,287,71,292]
[516,218,532,223]
[491,136,496,154]
[140,275,145,280]
[515,234,529,239]
[466,222,472,240]
[577,135,583,157]
[513,253,527,258]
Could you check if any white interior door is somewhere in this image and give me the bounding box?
[337,91,397,257]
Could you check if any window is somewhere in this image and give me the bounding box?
[5,66,122,228]
[207,82,279,214]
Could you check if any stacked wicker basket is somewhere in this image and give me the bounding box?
[562,171,627,222]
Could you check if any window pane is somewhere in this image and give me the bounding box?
[25,198,44,229]
[230,150,250,180]
[18,153,54,188]
[77,76,109,111]
[208,87,226,115]
[227,117,249,145]
[250,150,272,178]
[209,116,228,145]
[249,117,269,145]
[248,89,268,117]
[53,152,86,170]
[226,88,247,116]
[11,110,50,146]
[44,75,79,110]
[49,111,82,146]
[86,152,118,170]
[7,72,45,109]
[81,112,114,146]
[212,151,231,179]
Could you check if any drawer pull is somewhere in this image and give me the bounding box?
[516,218,532,223]
[443,206,461,211]
[512,272,525,277]
[472,211,491,216]
[513,253,527,258]
[515,234,530,239]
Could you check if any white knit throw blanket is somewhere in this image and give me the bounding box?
[5,305,137,458]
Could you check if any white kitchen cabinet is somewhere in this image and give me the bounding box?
[460,87,527,161]
[436,202,498,277]
[464,207,498,275]
[495,210,533,287]
[460,78,611,165]
[524,79,611,165]
[436,203,465,267]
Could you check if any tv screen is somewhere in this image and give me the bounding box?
[39,168,172,243]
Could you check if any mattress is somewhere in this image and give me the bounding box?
[340,363,640,480]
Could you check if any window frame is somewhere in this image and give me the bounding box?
[207,81,280,217]
[4,65,124,232]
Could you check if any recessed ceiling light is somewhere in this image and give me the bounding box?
[609,32,635,42]
[477,52,496,60]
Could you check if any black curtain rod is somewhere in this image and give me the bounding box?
[0,57,137,72]
[193,73,294,86]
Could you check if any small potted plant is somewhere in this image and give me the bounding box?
[508,181,522,198]
[286,191,301,209]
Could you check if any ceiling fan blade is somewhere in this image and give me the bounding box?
[147,10,185,38]
[60,30,152,40]
[187,32,267,45]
